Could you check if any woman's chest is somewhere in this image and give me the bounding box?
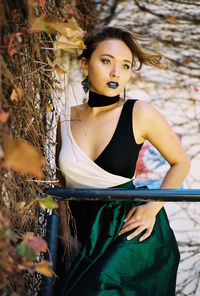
[70,107,122,161]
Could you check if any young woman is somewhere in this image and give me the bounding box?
[56,26,190,296]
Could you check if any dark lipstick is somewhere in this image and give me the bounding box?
[107,81,119,89]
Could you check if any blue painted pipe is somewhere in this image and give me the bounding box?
[39,210,58,296]
[43,188,200,202]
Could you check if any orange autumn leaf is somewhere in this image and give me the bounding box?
[0,146,4,159]
[35,260,53,277]
[3,137,44,179]
[7,34,17,56]
[54,64,67,76]
[165,15,176,24]
[17,201,26,210]
[185,57,192,64]
[7,33,22,57]
[55,34,85,51]
[46,103,51,112]
[8,48,17,57]
[0,112,9,123]
[29,16,85,50]
[39,0,46,7]
[11,9,20,21]
[10,87,24,102]
[67,4,75,15]
[85,16,90,27]
[24,235,48,254]
[29,15,58,34]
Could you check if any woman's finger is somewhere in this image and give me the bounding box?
[126,225,146,240]
[139,227,153,242]
[121,218,141,230]
[124,207,136,222]
[118,220,142,236]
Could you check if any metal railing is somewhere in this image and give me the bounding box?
[44,188,200,202]
[39,188,200,296]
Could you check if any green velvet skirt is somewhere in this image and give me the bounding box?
[60,181,180,296]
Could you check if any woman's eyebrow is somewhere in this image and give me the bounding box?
[100,54,132,64]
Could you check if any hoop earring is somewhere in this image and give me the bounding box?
[81,76,91,94]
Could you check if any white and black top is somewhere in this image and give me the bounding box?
[58,100,143,188]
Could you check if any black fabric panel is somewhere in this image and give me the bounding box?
[94,100,143,178]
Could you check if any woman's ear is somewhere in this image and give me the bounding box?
[81,57,88,76]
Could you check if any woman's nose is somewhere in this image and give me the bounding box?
[110,66,120,78]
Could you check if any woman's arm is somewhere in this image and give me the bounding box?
[138,102,190,189]
[56,117,69,249]
[56,117,65,187]
[119,101,190,241]
[56,118,79,261]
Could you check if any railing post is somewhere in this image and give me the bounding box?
[39,210,59,296]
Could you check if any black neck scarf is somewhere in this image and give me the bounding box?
[88,91,120,107]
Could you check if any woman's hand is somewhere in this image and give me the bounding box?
[118,202,164,242]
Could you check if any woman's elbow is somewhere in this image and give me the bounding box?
[184,152,191,169]
[179,152,191,175]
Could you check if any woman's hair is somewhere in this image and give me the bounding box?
[80,26,163,71]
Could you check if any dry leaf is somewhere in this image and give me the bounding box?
[0,146,4,159]
[11,9,20,21]
[7,33,22,57]
[46,103,51,112]
[35,260,53,277]
[85,16,90,27]
[171,28,176,32]
[39,195,58,210]
[165,15,176,24]
[16,240,37,261]
[55,34,85,51]
[67,4,75,15]
[0,112,9,123]
[29,16,85,50]
[7,34,17,57]
[24,235,48,254]
[185,57,192,64]
[17,202,26,210]
[3,137,44,179]
[23,232,34,239]
[53,64,67,76]
[10,87,24,102]
[39,0,46,7]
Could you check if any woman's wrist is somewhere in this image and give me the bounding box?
[146,201,165,215]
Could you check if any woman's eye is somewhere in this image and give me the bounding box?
[123,64,130,70]
[101,59,111,64]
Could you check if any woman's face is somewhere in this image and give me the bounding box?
[81,39,133,97]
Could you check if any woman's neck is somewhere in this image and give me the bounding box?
[88,91,120,108]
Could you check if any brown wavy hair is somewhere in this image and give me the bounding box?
[80,26,163,71]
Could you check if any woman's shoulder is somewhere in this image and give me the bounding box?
[132,99,170,135]
[130,99,154,119]
[131,99,163,130]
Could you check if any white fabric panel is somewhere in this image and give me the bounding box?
[58,104,133,188]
